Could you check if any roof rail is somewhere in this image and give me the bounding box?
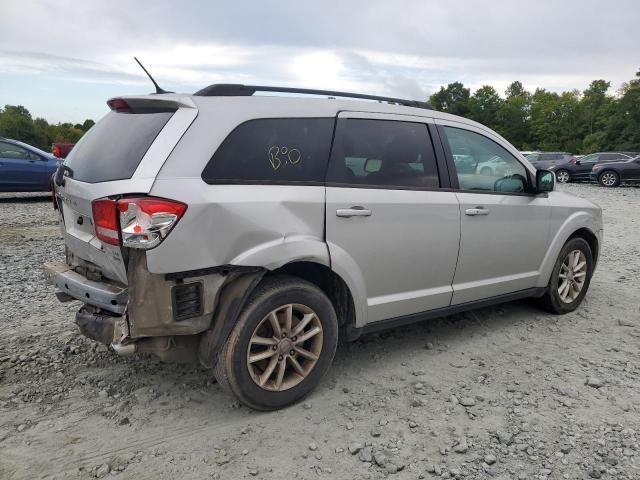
[193,84,431,109]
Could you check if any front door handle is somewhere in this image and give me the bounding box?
[465,207,490,216]
[336,206,372,217]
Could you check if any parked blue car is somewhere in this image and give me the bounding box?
[0,137,60,192]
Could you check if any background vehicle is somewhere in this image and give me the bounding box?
[549,151,638,183]
[591,155,640,187]
[476,155,515,176]
[526,152,576,170]
[0,137,60,192]
[44,86,602,410]
[52,143,75,159]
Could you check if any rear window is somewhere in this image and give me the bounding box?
[64,111,173,183]
[201,118,335,184]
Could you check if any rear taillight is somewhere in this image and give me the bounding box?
[92,198,120,245]
[52,145,60,157]
[91,196,187,249]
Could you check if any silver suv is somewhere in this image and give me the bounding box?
[45,85,603,410]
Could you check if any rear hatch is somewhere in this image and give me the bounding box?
[55,95,198,284]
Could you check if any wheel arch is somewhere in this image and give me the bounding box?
[568,227,599,266]
[537,213,601,288]
[269,261,359,337]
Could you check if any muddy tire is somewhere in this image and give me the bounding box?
[218,275,338,410]
[538,237,593,314]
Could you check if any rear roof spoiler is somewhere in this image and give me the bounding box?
[106,95,197,113]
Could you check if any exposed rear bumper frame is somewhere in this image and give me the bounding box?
[43,262,128,314]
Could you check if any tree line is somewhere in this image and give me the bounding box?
[429,70,640,154]
[0,105,94,152]
[2,70,639,155]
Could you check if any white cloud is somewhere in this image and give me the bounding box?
[1,0,639,122]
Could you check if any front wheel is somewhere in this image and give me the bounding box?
[555,169,571,183]
[216,275,338,410]
[538,237,593,314]
[598,170,619,187]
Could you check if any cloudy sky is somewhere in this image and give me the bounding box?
[1,0,638,123]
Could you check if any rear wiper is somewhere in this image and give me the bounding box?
[54,165,74,187]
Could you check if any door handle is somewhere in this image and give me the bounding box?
[465,207,490,216]
[336,206,372,217]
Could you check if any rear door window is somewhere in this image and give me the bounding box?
[64,111,173,183]
[202,118,335,184]
[326,119,440,189]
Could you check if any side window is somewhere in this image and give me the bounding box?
[442,126,528,193]
[0,142,31,160]
[581,154,599,163]
[202,118,335,184]
[539,153,553,161]
[327,119,440,189]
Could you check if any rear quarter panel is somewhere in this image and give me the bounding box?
[146,181,329,273]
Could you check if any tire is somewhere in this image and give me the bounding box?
[598,170,620,188]
[538,237,593,314]
[218,275,338,410]
[555,169,571,184]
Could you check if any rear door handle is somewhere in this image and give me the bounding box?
[465,207,490,216]
[336,206,372,217]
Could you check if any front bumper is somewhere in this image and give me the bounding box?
[43,262,128,314]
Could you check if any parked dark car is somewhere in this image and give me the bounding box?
[52,143,75,159]
[590,155,640,187]
[526,152,576,170]
[549,152,638,183]
[0,138,60,192]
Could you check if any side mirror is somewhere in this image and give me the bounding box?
[536,169,555,193]
[575,160,581,165]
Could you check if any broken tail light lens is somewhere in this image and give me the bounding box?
[91,196,187,249]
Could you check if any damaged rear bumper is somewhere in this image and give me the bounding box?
[43,262,127,314]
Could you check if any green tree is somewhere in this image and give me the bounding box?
[468,85,503,129]
[429,82,471,116]
[0,104,93,151]
[606,78,640,150]
[495,81,531,149]
[81,119,95,132]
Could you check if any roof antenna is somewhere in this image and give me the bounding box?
[134,57,173,94]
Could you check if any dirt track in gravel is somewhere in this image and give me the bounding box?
[1,184,639,480]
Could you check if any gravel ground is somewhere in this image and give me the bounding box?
[0,185,639,480]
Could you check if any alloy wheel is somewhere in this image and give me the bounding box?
[600,172,617,187]
[246,303,323,392]
[556,170,570,183]
[557,250,587,303]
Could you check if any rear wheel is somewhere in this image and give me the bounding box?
[598,170,619,187]
[217,275,338,410]
[555,169,571,183]
[538,237,593,314]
